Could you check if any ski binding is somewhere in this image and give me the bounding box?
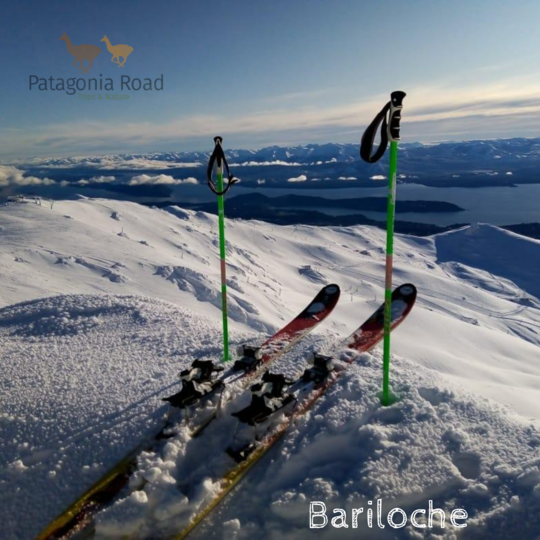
[163,359,224,409]
[233,344,263,372]
[302,352,335,384]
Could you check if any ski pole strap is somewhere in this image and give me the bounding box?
[360,91,406,164]
[207,136,239,196]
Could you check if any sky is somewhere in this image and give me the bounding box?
[1,0,540,159]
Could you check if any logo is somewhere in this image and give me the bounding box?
[30,33,160,97]
[100,35,134,68]
[59,33,102,74]
[58,33,134,73]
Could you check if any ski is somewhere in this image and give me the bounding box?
[166,282,341,439]
[37,283,340,540]
[173,283,417,540]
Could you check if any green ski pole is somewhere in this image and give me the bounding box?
[216,164,229,363]
[360,91,406,405]
[207,136,239,362]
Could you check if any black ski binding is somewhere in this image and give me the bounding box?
[233,344,263,372]
[302,352,334,384]
[232,372,295,426]
[226,442,257,463]
[163,359,225,409]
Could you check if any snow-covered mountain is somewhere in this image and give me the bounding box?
[4,138,540,197]
[1,198,540,539]
[10,138,540,169]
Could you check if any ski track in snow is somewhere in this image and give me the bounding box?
[0,198,539,539]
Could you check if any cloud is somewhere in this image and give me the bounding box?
[370,175,386,180]
[288,175,308,183]
[0,165,55,186]
[257,179,266,184]
[233,160,302,167]
[5,75,540,158]
[76,175,115,185]
[14,156,202,170]
[259,88,335,105]
[128,174,199,186]
[338,176,357,181]
[178,177,199,185]
[91,159,201,171]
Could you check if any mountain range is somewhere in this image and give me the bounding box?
[8,137,540,190]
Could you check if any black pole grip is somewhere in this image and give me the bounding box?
[207,136,239,196]
[213,136,224,168]
[360,91,406,163]
[388,91,406,142]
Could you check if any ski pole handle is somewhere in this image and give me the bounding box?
[207,136,238,196]
[388,91,406,142]
[214,136,224,169]
[360,91,406,163]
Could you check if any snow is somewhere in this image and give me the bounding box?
[435,223,540,300]
[0,198,539,539]
[0,294,237,539]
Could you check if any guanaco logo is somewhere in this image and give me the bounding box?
[58,33,134,73]
[100,35,134,68]
[59,33,101,74]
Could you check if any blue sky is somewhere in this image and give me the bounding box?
[1,0,540,159]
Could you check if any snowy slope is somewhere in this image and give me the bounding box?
[0,198,540,539]
[0,295,236,539]
[435,223,540,300]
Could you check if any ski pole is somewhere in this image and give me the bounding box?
[360,91,406,405]
[207,136,238,362]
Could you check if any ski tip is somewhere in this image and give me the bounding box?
[393,283,417,317]
[306,284,341,316]
[324,284,340,295]
[396,283,416,296]
[322,283,341,296]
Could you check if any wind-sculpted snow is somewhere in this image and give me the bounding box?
[154,265,264,330]
[298,265,327,283]
[102,270,129,283]
[167,205,192,221]
[155,265,221,305]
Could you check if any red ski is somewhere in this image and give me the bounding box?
[181,283,341,437]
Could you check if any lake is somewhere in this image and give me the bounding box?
[170,183,540,226]
[29,182,540,227]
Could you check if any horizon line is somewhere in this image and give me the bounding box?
[5,135,539,163]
